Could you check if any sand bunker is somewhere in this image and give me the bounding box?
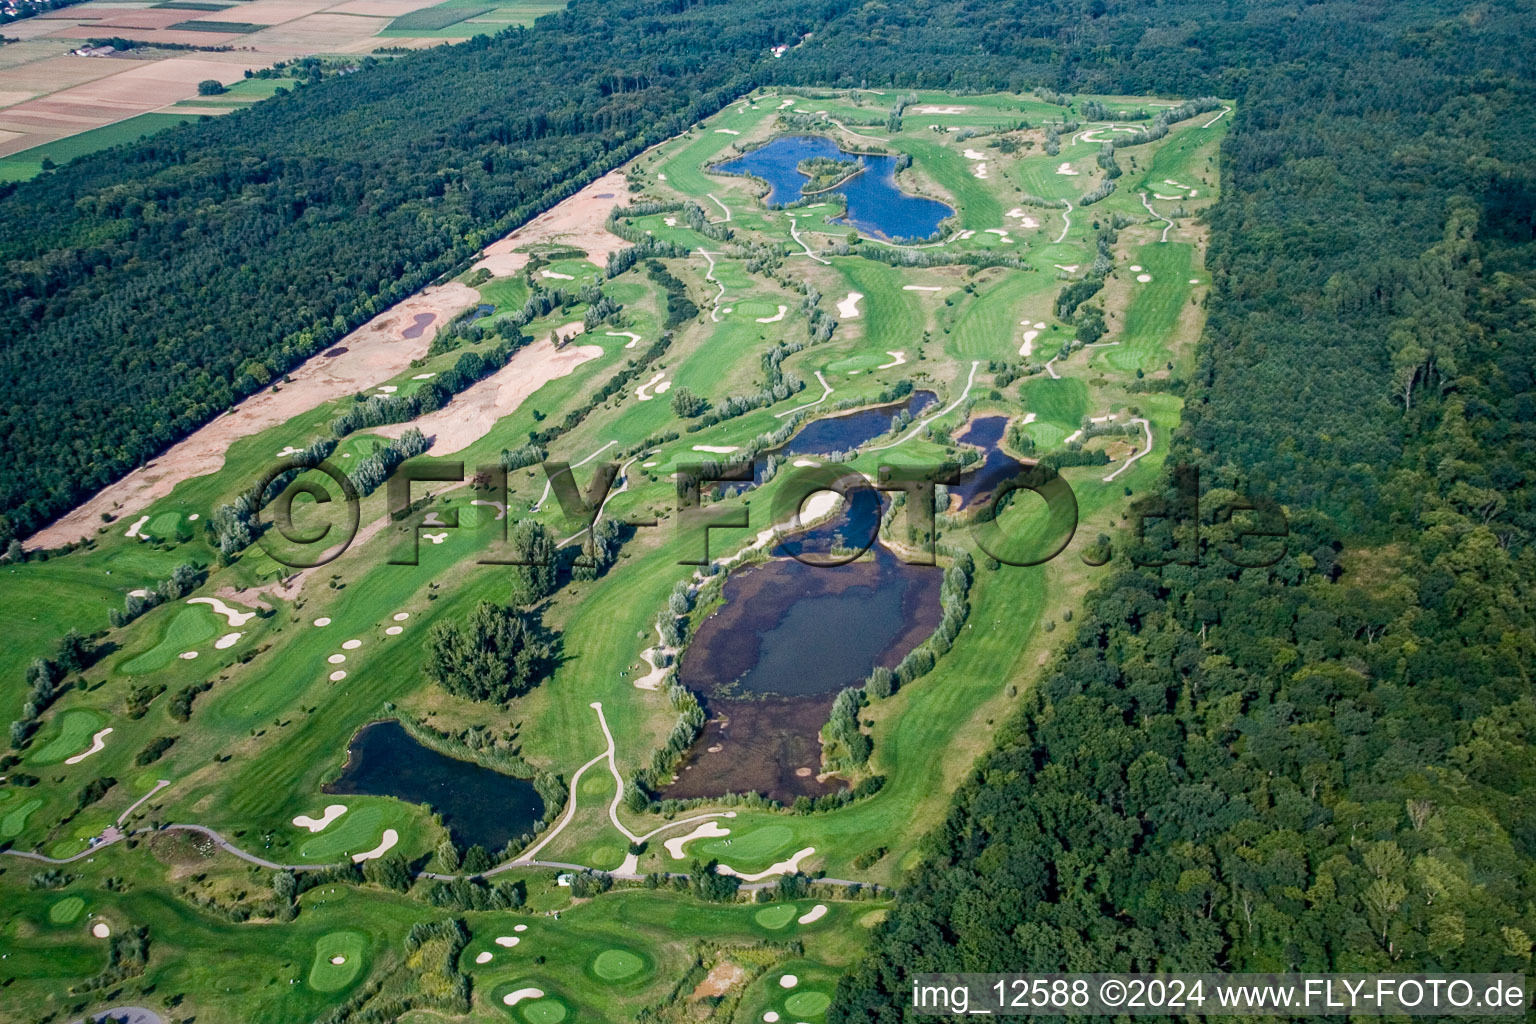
[1056,162,1079,175]
[792,458,821,467]
[330,671,347,681]
[471,499,508,520]
[1129,264,1142,271]
[718,846,815,881]
[1020,330,1038,357]
[877,351,906,369]
[715,128,740,135]
[375,385,398,394]
[351,829,399,863]
[916,105,967,114]
[474,168,631,275]
[329,955,346,965]
[92,922,111,938]
[539,269,575,280]
[605,330,642,349]
[393,612,410,621]
[179,651,199,660]
[756,305,788,323]
[341,639,362,650]
[64,727,112,765]
[475,951,493,964]
[778,99,794,108]
[328,654,346,665]
[764,1012,780,1022]
[902,285,943,292]
[214,632,242,650]
[495,935,521,947]
[373,338,602,455]
[1054,264,1080,273]
[412,373,437,380]
[503,988,544,1006]
[1137,274,1152,283]
[780,974,799,988]
[188,596,258,627]
[27,281,479,549]
[385,626,403,636]
[516,924,527,932]
[1005,208,1041,227]
[962,148,987,160]
[123,515,150,538]
[664,820,731,859]
[836,292,864,318]
[635,372,667,401]
[972,162,988,178]
[692,445,739,454]
[423,532,448,544]
[291,810,347,835]
[798,904,828,924]
[314,617,332,627]
[664,216,677,226]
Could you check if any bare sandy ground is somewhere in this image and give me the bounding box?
[25,282,477,549]
[473,168,632,274]
[374,336,603,455]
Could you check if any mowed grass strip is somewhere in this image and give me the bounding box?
[1101,243,1193,374]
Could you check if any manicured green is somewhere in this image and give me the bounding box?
[308,930,367,992]
[27,709,106,766]
[48,896,85,924]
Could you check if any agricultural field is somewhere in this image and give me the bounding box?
[0,86,1227,1022]
[0,0,568,175]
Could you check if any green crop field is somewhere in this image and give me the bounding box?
[0,85,1227,1023]
[0,114,199,182]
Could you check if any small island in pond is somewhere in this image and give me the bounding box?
[796,155,863,194]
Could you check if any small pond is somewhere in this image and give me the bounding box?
[712,135,954,242]
[950,414,1029,509]
[327,720,544,852]
[778,389,936,459]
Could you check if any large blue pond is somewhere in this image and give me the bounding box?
[712,135,954,242]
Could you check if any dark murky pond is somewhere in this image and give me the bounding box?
[712,135,954,242]
[951,414,1028,509]
[327,720,545,851]
[665,488,942,803]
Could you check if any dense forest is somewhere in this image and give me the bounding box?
[0,0,848,545]
[817,0,1536,1017]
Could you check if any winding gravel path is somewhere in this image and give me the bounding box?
[1102,418,1153,482]
[1054,200,1073,244]
[1140,191,1174,243]
[774,370,833,419]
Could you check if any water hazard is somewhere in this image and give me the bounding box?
[712,135,954,242]
[327,720,545,852]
